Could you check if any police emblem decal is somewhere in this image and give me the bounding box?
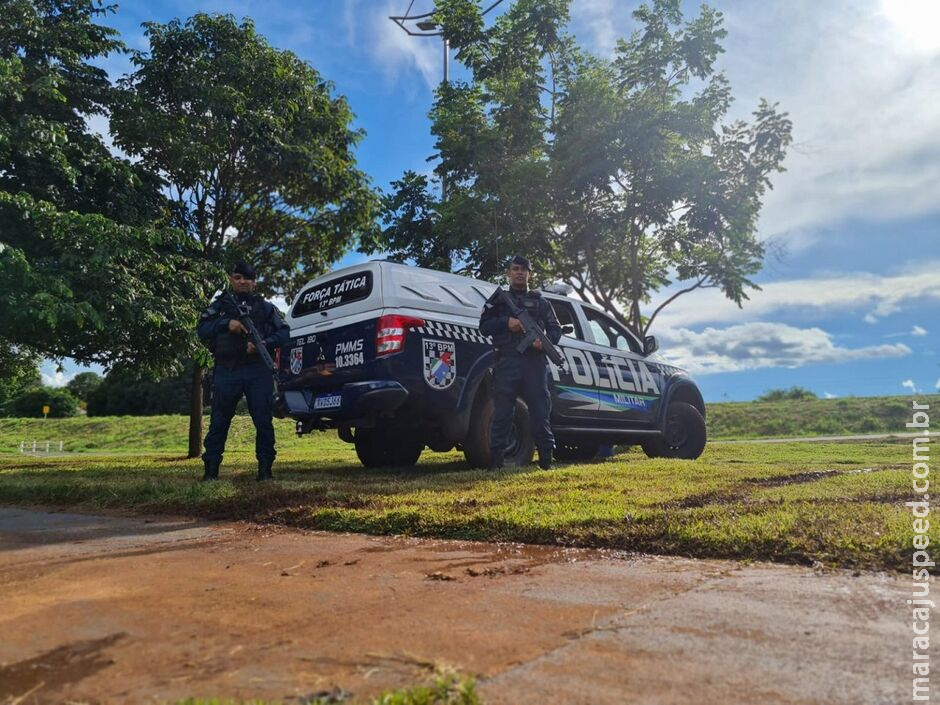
[423,339,456,390]
[289,347,303,375]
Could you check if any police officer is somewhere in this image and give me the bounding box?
[197,262,290,481]
[479,255,562,470]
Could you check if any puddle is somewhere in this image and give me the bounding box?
[0,632,125,700]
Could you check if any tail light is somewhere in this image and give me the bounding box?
[376,314,424,356]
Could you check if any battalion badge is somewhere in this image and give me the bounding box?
[289,347,303,375]
[423,339,456,390]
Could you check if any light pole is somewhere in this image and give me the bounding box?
[389,1,503,200]
[389,6,450,199]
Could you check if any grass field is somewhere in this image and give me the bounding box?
[2,393,934,456]
[0,422,926,572]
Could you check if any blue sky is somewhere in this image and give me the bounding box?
[44,0,940,402]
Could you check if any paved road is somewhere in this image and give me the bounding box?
[0,508,908,704]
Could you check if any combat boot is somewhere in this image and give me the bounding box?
[488,450,504,471]
[257,459,274,482]
[538,447,553,470]
[201,462,220,482]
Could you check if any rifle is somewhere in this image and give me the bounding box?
[222,292,281,378]
[494,288,566,368]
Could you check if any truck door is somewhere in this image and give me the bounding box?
[545,298,599,419]
[579,305,662,425]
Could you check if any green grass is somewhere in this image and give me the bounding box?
[1,393,933,456]
[172,672,478,704]
[0,429,927,573]
[707,393,940,438]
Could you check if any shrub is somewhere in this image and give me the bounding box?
[3,387,79,417]
[756,386,818,402]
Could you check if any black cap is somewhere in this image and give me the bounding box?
[230,261,256,280]
[509,254,531,270]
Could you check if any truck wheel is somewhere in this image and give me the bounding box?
[354,427,423,468]
[463,393,534,469]
[555,443,600,462]
[641,402,706,460]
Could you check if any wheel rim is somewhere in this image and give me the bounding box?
[504,420,521,457]
[664,416,688,449]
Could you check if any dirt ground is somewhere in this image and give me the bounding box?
[0,507,908,705]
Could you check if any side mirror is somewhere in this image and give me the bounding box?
[561,325,574,336]
[643,335,659,355]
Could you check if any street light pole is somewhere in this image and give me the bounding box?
[389,1,502,200]
[390,7,450,199]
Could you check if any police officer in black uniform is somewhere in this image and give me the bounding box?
[480,255,562,470]
[197,262,290,481]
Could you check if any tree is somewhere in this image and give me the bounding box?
[86,367,190,416]
[0,0,209,373]
[0,346,40,407]
[66,371,102,404]
[369,0,791,337]
[111,13,380,455]
[3,386,79,418]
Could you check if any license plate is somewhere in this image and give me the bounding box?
[313,393,342,410]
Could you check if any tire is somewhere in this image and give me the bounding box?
[641,401,707,460]
[463,391,534,469]
[554,443,600,462]
[354,427,423,468]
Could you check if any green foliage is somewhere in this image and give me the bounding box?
[0,345,40,406]
[112,13,380,297]
[0,191,209,368]
[170,674,479,705]
[0,0,211,372]
[86,367,190,416]
[65,371,102,403]
[370,0,791,335]
[756,386,818,402]
[3,385,78,417]
[379,171,451,271]
[0,0,164,221]
[372,673,479,705]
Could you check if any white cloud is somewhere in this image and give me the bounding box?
[359,0,442,90]
[657,321,910,376]
[902,379,918,393]
[569,0,940,249]
[42,371,74,388]
[650,259,940,330]
[935,378,940,391]
[824,392,837,399]
[912,325,928,336]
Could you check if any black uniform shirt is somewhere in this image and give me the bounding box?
[197,292,290,369]
[479,287,562,357]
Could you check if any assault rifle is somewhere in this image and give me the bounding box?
[494,287,566,368]
[222,292,281,378]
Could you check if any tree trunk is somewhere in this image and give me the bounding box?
[188,362,204,458]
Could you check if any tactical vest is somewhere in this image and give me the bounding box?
[495,289,548,355]
[213,296,269,369]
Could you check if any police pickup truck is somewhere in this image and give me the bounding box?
[277,261,706,468]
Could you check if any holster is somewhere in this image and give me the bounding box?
[202,368,214,404]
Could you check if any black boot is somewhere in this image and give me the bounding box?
[201,462,220,482]
[488,449,504,471]
[257,459,274,482]
[538,447,553,470]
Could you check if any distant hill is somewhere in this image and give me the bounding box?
[707,393,940,439]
